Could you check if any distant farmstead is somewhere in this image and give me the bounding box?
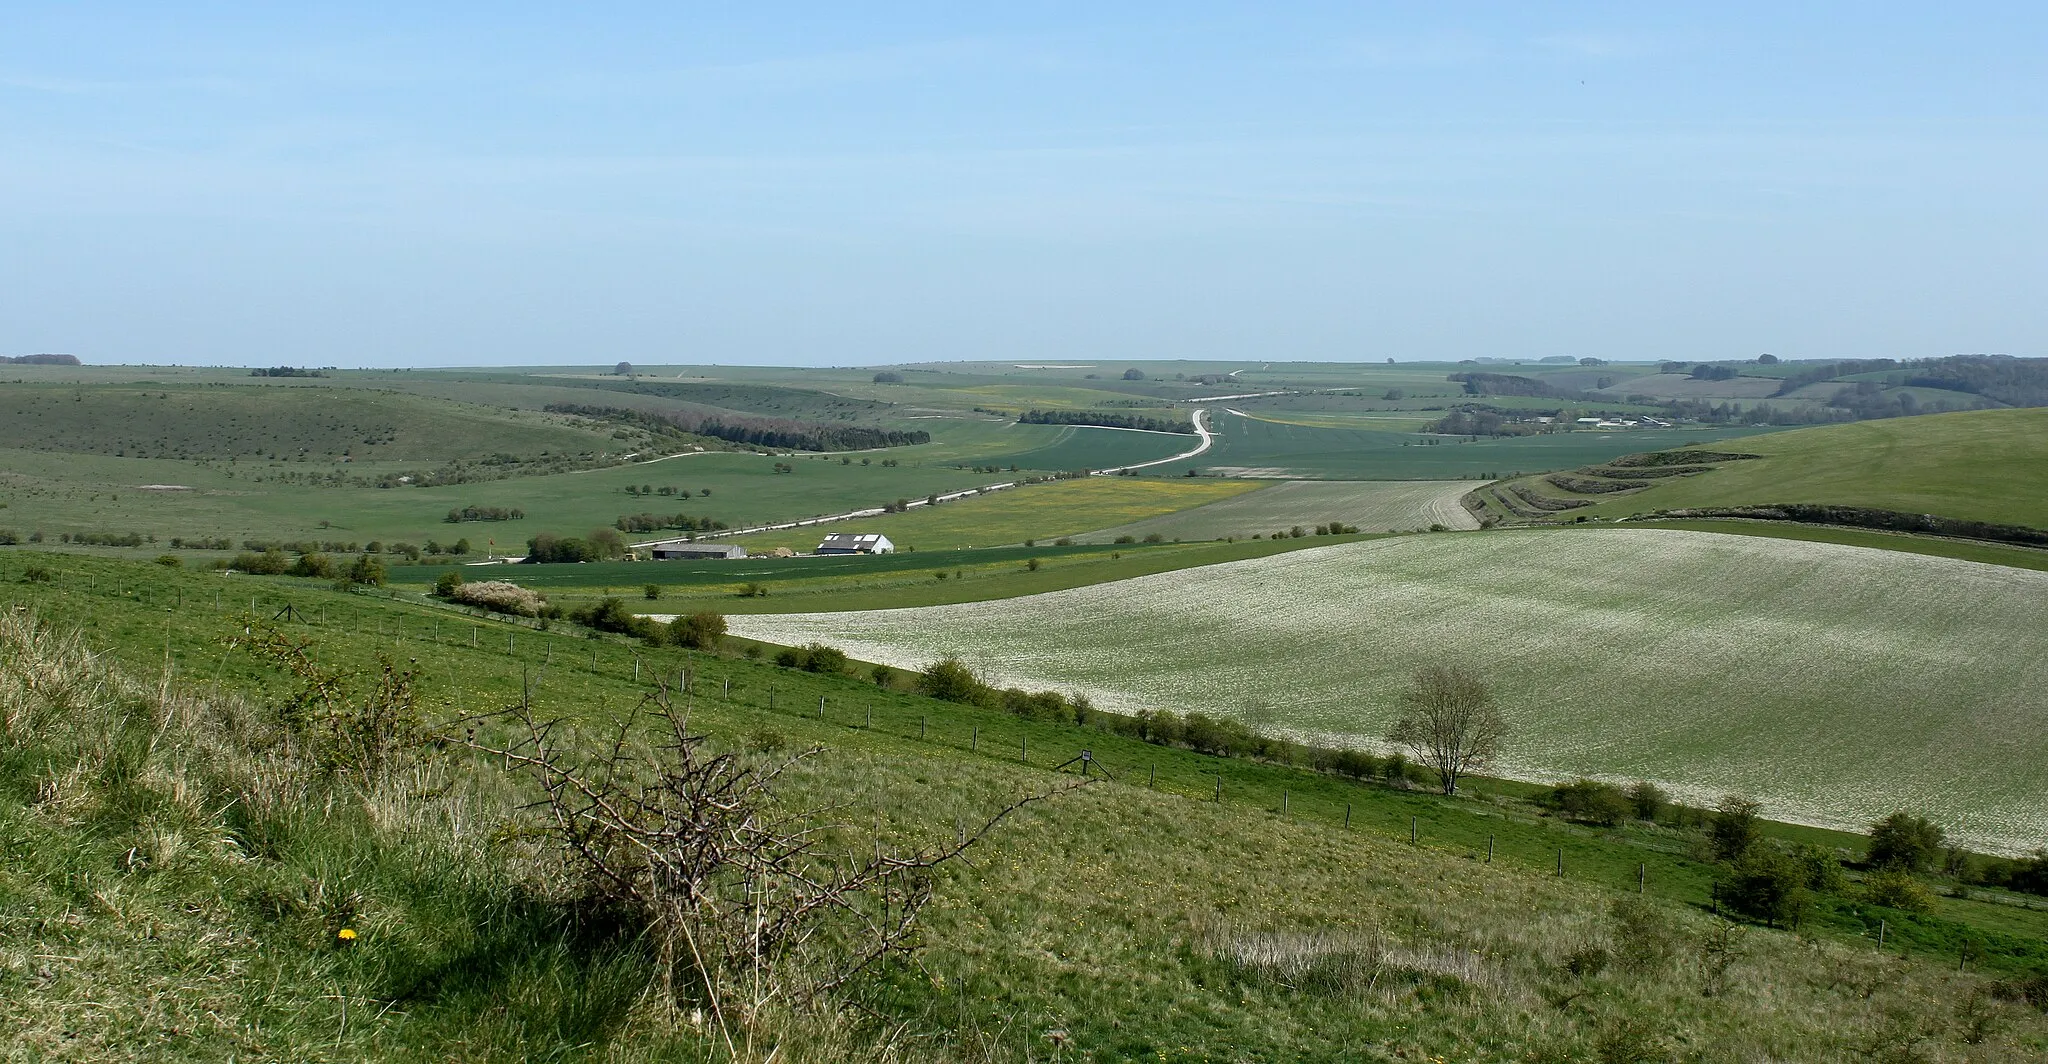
[647,540,747,560]
[816,533,894,555]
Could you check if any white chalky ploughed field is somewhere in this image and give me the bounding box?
[728,528,2048,853]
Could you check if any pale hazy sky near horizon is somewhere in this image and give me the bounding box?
[3,4,2043,368]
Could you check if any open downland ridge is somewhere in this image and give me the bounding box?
[729,527,2048,854]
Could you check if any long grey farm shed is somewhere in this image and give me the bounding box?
[647,541,747,560]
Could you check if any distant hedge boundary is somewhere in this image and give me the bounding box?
[1633,504,2048,548]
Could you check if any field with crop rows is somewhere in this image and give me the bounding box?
[731,527,2048,853]
[1075,480,1480,542]
[730,476,1260,552]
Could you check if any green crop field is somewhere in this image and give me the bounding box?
[729,475,1260,552]
[730,527,2048,854]
[1550,408,2048,528]
[1074,480,1481,542]
[1157,408,1777,479]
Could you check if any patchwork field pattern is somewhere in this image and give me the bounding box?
[731,528,2048,852]
[729,476,1263,552]
[1075,480,1482,542]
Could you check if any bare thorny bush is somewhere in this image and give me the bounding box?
[231,621,424,785]
[449,681,1084,1053]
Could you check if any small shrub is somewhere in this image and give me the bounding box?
[1563,942,1610,978]
[774,643,849,674]
[432,570,464,598]
[1112,535,1136,544]
[1792,843,1847,894]
[668,611,726,650]
[1709,795,1762,861]
[1867,811,1946,872]
[1862,868,1935,913]
[920,655,989,705]
[1609,896,1679,974]
[1626,780,1666,821]
[1141,533,1164,544]
[1025,558,1041,572]
[737,582,769,598]
[154,554,182,568]
[1719,847,1811,927]
[1547,778,1629,826]
[21,566,53,584]
[643,583,661,600]
[1053,537,1073,546]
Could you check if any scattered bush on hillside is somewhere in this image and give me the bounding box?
[1975,850,2048,897]
[238,623,420,782]
[1866,811,1948,872]
[447,579,547,617]
[154,554,182,568]
[448,684,1075,1023]
[919,656,990,705]
[0,530,17,546]
[1627,780,1667,822]
[1862,869,1936,914]
[432,570,464,598]
[774,643,848,674]
[1547,778,1630,826]
[340,554,387,589]
[568,597,658,641]
[1609,896,1681,975]
[1717,847,1811,928]
[1710,796,1763,862]
[229,549,292,575]
[20,566,52,583]
[667,611,726,650]
[290,552,336,579]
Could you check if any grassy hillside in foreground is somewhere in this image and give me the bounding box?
[729,527,2048,854]
[1553,409,2048,528]
[5,553,2048,1060]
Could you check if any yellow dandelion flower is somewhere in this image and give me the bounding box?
[337,928,358,942]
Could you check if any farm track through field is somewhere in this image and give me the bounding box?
[730,527,2048,853]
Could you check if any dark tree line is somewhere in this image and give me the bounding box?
[544,402,930,452]
[1017,409,1196,434]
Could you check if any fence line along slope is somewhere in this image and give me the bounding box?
[729,527,2048,854]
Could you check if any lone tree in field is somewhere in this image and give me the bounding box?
[1386,664,1504,796]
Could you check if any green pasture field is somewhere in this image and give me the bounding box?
[727,475,1259,553]
[6,550,2048,1064]
[1157,409,1776,479]
[731,526,2048,855]
[1074,479,1481,542]
[1559,408,2048,527]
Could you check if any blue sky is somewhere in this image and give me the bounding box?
[2,4,2042,367]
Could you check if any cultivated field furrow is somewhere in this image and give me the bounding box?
[730,528,2048,852]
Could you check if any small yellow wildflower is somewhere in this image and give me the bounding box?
[337,928,358,942]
